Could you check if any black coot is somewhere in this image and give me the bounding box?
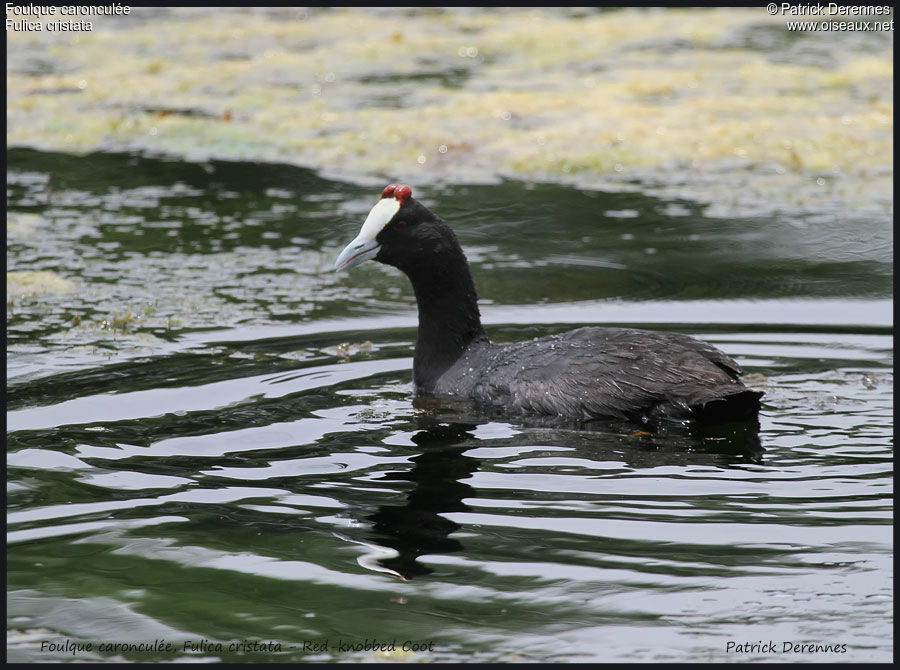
[334,184,762,429]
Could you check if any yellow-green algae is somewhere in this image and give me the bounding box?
[7,7,893,211]
[7,271,74,297]
[6,212,45,237]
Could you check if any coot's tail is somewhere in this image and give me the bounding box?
[686,386,763,423]
[642,385,763,428]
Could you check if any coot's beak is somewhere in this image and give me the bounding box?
[333,196,401,272]
[333,236,380,272]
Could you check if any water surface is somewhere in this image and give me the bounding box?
[6,148,893,663]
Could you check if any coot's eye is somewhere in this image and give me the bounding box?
[395,220,407,230]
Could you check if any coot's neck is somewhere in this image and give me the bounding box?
[403,242,487,392]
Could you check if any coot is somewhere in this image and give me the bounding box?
[334,184,762,428]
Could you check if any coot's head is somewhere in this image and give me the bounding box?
[334,184,454,274]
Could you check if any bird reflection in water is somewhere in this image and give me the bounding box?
[352,410,762,580]
[358,421,480,580]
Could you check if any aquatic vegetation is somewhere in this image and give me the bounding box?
[6,270,74,297]
[7,8,893,219]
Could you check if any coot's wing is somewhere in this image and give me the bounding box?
[477,327,753,422]
[660,330,745,377]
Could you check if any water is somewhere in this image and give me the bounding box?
[6,148,893,662]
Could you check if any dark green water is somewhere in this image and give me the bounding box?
[6,148,893,662]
